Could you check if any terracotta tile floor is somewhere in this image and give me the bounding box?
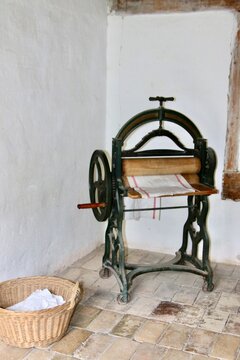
[0,245,240,360]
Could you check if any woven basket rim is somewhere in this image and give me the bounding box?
[0,275,75,286]
[0,275,82,317]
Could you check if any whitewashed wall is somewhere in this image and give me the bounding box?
[107,11,240,264]
[0,0,107,280]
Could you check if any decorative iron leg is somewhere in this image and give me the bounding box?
[100,196,130,303]
[179,196,194,263]
[198,196,214,291]
[115,215,130,303]
[99,216,113,279]
[179,195,214,291]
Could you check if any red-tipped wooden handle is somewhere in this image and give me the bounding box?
[77,202,106,209]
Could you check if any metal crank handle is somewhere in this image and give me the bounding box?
[77,202,106,209]
[149,96,174,102]
[149,96,175,107]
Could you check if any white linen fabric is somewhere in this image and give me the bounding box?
[6,289,65,312]
[124,197,162,220]
[127,174,195,198]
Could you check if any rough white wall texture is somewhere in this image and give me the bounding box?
[107,11,240,264]
[0,0,107,280]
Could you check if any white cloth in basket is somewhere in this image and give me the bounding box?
[6,289,65,312]
[127,174,195,198]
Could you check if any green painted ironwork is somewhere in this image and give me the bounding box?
[91,97,217,303]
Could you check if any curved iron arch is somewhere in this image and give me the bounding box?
[116,108,203,143]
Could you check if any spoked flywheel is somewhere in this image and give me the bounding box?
[89,150,112,222]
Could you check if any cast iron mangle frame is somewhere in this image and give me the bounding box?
[78,97,217,303]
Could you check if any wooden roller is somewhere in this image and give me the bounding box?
[122,157,201,176]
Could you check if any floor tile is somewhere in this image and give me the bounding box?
[175,272,200,287]
[134,319,167,344]
[210,333,240,359]
[59,267,83,282]
[84,289,115,308]
[131,343,166,360]
[157,270,179,282]
[111,314,144,338]
[87,310,123,333]
[223,313,240,336]
[172,286,200,305]
[214,263,235,277]
[154,281,181,301]
[61,267,99,288]
[198,309,229,332]
[193,276,207,289]
[139,250,166,265]
[98,337,138,360]
[151,301,183,322]
[90,275,117,291]
[71,246,103,268]
[74,333,114,360]
[51,328,92,355]
[232,266,240,279]
[80,287,96,304]
[127,295,160,317]
[52,355,79,360]
[216,292,240,313]
[176,304,205,326]
[194,289,221,310]
[81,253,102,271]
[235,280,240,293]
[130,272,162,295]
[126,249,147,263]
[106,296,133,313]
[75,268,100,288]
[184,328,216,356]
[0,342,30,360]
[158,323,192,350]
[71,305,102,328]
[191,354,215,360]
[214,277,238,292]
[161,253,177,262]
[162,348,191,359]
[23,349,52,359]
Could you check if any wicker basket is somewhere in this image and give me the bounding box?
[0,276,82,348]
